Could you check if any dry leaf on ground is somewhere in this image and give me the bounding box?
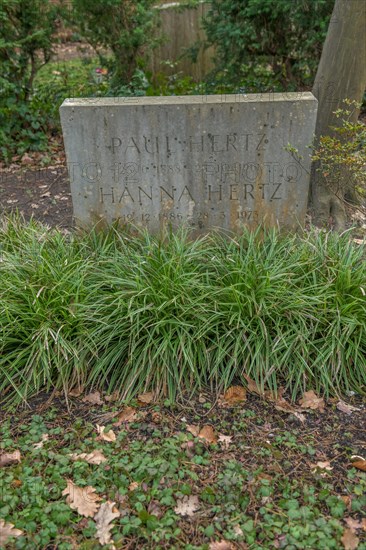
[151,411,163,423]
[350,456,366,472]
[223,385,247,405]
[341,528,360,550]
[345,518,364,531]
[209,541,234,550]
[33,434,49,449]
[96,425,116,443]
[218,434,233,449]
[148,500,163,518]
[198,425,217,444]
[105,391,120,402]
[62,479,101,517]
[174,495,200,517]
[299,390,325,413]
[0,450,21,467]
[0,519,23,545]
[137,392,155,404]
[69,385,84,397]
[336,401,360,414]
[82,391,104,405]
[70,450,107,465]
[273,398,306,422]
[186,424,217,443]
[94,501,120,545]
[243,374,264,396]
[311,461,333,472]
[243,374,283,402]
[241,381,303,421]
[128,481,139,491]
[114,407,138,426]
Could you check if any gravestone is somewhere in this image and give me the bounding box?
[60,93,317,234]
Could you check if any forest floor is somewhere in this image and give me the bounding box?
[0,388,365,549]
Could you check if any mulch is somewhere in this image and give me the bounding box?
[0,164,73,229]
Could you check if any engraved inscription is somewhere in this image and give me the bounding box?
[60,94,317,233]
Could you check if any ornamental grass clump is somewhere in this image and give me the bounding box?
[0,216,93,405]
[0,214,365,407]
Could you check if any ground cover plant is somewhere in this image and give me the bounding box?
[0,388,365,549]
[0,215,365,409]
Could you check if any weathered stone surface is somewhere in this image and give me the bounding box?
[60,93,317,234]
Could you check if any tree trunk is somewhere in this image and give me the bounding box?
[311,0,366,229]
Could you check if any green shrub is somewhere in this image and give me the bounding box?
[312,100,366,202]
[202,0,335,90]
[70,0,159,92]
[0,0,58,161]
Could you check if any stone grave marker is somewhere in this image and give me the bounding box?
[60,92,318,234]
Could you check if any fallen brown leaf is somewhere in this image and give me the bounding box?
[151,411,163,423]
[96,425,116,442]
[0,519,23,545]
[137,392,155,405]
[341,528,360,550]
[341,495,352,510]
[345,517,364,531]
[198,425,217,444]
[299,390,325,413]
[223,385,247,405]
[218,434,233,449]
[187,425,200,437]
[69,385,84,397]
[82,391,104,405]
[209,541,234,550]
[94,501,120,546]
[33,434,49,449]
[273,398,306,422]
[311,461,333,472]
[104,391,120,402]
[243,374,283,401]
[350,456,366,472]
[114,406,138,426]
[62,479,101,517]
[243,374,263,396]
[70,450,107,465]
[336,401,360,414]
[11,479,22,488]
[128,481,139,491]
[0,450,21,467]
[174,495,200,517]
[148,500,163,518]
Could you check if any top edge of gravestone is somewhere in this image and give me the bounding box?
[60,92,317,108]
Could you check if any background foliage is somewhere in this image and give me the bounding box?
[202,0,335,90]
[70,0,159,91]
[0,0,58,160]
